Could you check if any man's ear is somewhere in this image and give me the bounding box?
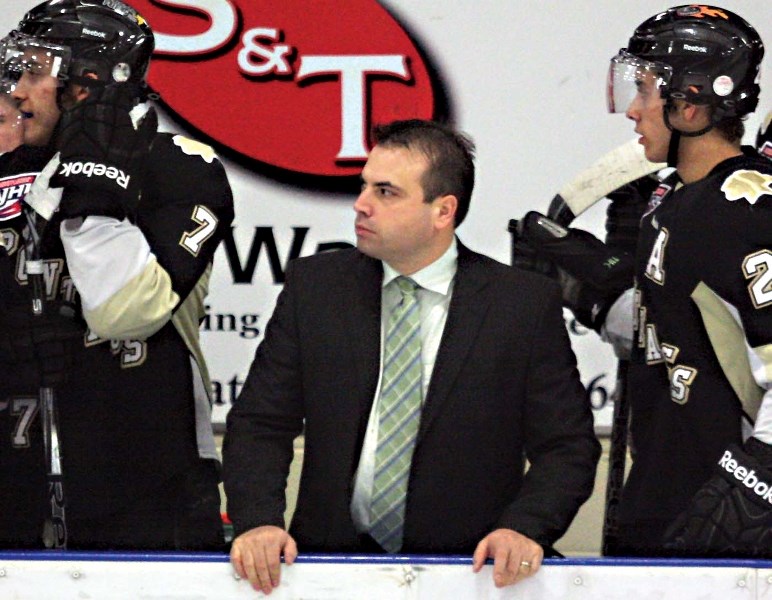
[434,194,458,229]
[674,100,710,131]
[72,85,90,102]
[73,72,100,102]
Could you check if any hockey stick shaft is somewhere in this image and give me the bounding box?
[41,384,67,549]
[548,138,664,225]
[541,139,655,554]
[600,360,629,555]
[24,205,68,548]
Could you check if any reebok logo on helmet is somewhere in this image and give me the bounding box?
[82,27,109,40]
[59,160,130,189]
[683,44,708,53]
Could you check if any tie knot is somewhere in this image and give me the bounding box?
[395,276,419,298]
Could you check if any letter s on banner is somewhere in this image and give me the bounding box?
[151,0,237,55]
[129,0,444,179]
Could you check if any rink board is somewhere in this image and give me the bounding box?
[1,553,772,599]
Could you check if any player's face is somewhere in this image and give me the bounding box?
[10,52,62,147]
[0,96,23,153]
[626,72,671,163]
[354,145,451,275]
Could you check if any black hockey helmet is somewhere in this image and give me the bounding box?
[608,5,764,120]
[2,0,154,90]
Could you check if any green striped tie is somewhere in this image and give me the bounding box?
[370,276,423,552]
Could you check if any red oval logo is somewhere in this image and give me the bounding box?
[130,0,444,179]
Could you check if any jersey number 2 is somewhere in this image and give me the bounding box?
[743,249,772,309]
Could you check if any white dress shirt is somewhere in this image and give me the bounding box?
[350,239,458,533]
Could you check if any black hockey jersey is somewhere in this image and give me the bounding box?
[619,150,772,544]
[0,130,234,542]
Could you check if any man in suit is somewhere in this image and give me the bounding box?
[223,119,600,595]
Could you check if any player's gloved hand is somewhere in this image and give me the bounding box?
[51,82,157,221]
[663,438,772,558]
[509,217,556,277]
[605,174,659,253]
[0,247,83,389]
[511,211,634,332]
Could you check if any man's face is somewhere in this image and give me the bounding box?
[10,50,62,147]
[354,144,447,274]
[626,72,671,163]
[0,96,23,153]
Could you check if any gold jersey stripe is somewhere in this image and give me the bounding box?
[691,281,763,421]
[84,255,180,341]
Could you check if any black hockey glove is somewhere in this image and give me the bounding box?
[509,217,557,277]
[52,83,157,222]
[664,438,772,558]
[605,174,659,253]
[0,246,83,389]
[510,211,634,332]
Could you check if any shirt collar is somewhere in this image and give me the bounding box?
[382,238,458,296]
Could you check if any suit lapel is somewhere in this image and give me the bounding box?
[418,242,492,439]
[348,252,383,418]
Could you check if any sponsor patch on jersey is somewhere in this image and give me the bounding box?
[644,182,672,216]
[173,136,217,164]
[760,141,772,161]
[721,170,772,205]
[0,173,37,221]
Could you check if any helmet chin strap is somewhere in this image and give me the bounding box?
[662,103,718,168]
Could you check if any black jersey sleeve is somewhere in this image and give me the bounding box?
[138,133,235,302]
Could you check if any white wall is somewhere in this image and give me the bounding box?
[2,0,769,428]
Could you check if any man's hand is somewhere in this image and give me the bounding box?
[472,528,544,588]
[230,525,298,595]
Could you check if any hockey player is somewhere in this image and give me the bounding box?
[608,5,771,557]
[0,83,56,548]
[517,5,770,557]
[0,0,234,550]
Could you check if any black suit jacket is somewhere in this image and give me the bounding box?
[223,242,600,553]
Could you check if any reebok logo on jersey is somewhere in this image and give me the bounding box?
[58,161,130,190]
[719,448,772,505]
[721,170,772,205]
[0,173,37,221]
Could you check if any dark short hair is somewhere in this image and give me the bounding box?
[372,119,476,227]
[714,115,745,144]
